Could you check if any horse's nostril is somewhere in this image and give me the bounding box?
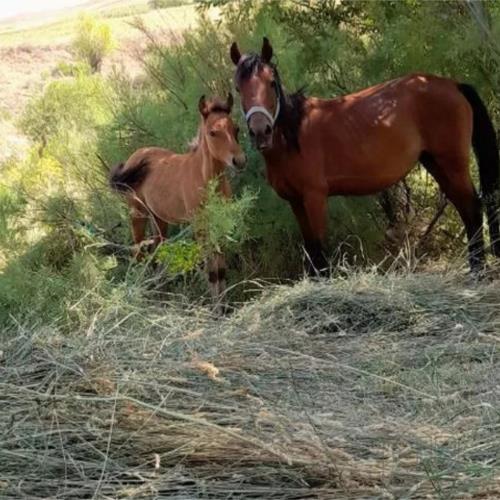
[232,157,237,167]
[265,125,272,135]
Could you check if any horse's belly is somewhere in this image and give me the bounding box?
[327,158,416,196]
[142,178,202,224]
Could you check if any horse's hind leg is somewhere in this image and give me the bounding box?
[421,152,485,272]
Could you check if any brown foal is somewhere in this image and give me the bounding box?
[110,94,246,299]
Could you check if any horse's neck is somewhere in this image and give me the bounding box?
[264,95,308,164]
[263,130,293,165]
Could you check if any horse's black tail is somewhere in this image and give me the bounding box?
[458,83,500,256]
[109,158,149,193]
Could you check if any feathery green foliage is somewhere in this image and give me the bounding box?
[72,14,115,72]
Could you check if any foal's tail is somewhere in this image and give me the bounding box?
[458,83,500,256]
[109,158,149,193]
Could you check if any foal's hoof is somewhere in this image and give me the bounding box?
[212,302,230,317]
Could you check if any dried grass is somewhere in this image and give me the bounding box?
[2,269,500,498]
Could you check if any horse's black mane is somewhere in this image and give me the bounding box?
[235,53,306,152]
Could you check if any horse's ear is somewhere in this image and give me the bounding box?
[261,37,273,63]
[198,95,209,118]
[230,42,241,66]
[227,92,234,111]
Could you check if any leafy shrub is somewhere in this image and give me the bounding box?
[20,73,111,147]
[193,180,257,255]
[72,15,114,73]
[156,240,202,274]
[53,60,91,78]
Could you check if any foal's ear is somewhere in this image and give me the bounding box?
[226,92,234,111]
[230,42,241,66]
[261,37,273,63]
[198,95,209,118]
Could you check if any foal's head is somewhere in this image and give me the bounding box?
[230,37,282,152]
[198,93,246,170]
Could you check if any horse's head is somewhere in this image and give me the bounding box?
[198,93,246,170]
[230,37,280,152]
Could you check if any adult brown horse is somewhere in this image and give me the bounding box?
[230,37,500,274]
[109,94,246,299]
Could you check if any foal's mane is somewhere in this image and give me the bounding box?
[187,98,232,152]
[235,53,306,152]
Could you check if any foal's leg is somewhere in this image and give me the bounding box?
[422,153,485,272]
[131,215,148,260]
[152,216,168,251]
[291,194,328,275]
[206,252,227,313]
[129,201,148,260]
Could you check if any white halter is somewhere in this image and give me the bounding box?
[245,100,280,126]
[244,84,281,126]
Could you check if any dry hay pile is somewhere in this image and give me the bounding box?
[2,270,500,498]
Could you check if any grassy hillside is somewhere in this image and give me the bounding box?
[0,0,203,160]
[2,269,500,497]
[0,3,197,47]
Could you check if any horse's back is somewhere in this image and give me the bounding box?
[292,73,473,195]
[125,147,175,170]
[125,146,208,223]
[332,73,471,142]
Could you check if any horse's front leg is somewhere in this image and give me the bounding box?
[290,193,328,276]
[206,251,227,313]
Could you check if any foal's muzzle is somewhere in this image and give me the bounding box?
[231,153,246,171]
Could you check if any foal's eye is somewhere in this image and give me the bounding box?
[209,130,216,137]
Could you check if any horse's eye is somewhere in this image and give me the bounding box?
[209,130,216,137]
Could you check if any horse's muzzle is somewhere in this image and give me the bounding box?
[256,142,271,152]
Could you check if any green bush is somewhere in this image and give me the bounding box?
[72,15,114,73]
[53,60,91,78]
[193,180,257,255]
[156,240,202,274]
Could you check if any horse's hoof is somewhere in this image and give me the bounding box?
[467,267,491,285]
